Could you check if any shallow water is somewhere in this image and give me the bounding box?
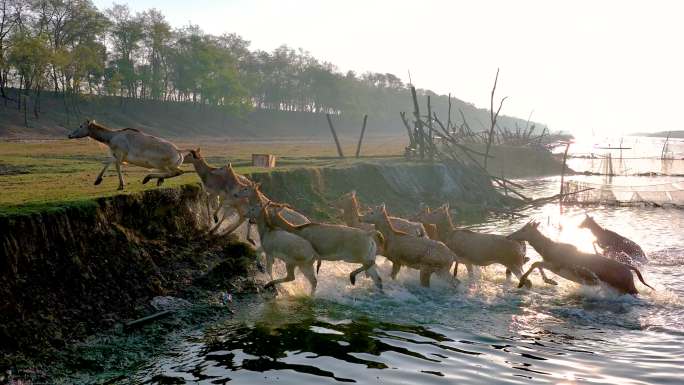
[116,172,684,385]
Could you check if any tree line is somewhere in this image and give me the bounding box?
[0,0,537,131]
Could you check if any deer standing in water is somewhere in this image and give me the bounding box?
[68,120,190,190]
[579,214,648,265]
[508,221,653,295]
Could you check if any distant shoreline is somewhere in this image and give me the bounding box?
[632,130,684,138]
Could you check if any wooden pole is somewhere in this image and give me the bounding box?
[326,113,345,158]
[410,86,425,160]
[447,93,452,133]
[427,95,433,159]
[355,114,368,158]
[559,142,571,214]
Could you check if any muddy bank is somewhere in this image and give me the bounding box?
[0,161,509,370]
[0,185,264,362]
[247,161,512,220]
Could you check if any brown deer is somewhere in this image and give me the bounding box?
[415,204,528,285]
[186,149,252,233]
[507,221,654,295]
[333,191,428,237]
[68,120,190,190]
[362,204,458,287]
[245,199,319,295]
[273,210,385,291]
[579,214,648,265]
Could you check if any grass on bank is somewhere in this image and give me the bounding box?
[0,137,407,215]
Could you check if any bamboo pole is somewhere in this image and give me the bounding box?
[355,114,368,158]
[326,113,345,158]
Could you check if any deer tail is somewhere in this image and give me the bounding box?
[628,265,655,290]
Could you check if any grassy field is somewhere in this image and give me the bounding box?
[0,136,407,215]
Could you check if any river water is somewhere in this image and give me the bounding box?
[119,137,684,385]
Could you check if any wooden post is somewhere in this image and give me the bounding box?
[410,86,425,160]
[326,113,345,158]
[559,142,571,214]
[355,114,368,158]
[447,93,453,133]
[427,95,433,159]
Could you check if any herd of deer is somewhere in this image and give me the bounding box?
[68,120,654,296]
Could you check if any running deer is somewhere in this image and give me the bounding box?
[579,214,648,265]
[272,208,385,291]
[507,221,654,295]
[68,120,190,190]
[334,191,429,237]
[245,199,319,295]
[415,204,528,285]
[362,204,458,287]
[185,149,252,233]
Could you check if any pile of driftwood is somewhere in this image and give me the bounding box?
[399,69,533,203]
[399,69,583,216]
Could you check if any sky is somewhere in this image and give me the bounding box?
[93,0,684,136]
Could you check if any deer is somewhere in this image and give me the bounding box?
[68,119,190,190]
[507,221,654,295]
[333,191,428,237]
[245,199,319,295]
[415,204,529,285]
[269,205,385,291]
[579,214,648,265]
[362,204,458,288]
[185,149,254,233]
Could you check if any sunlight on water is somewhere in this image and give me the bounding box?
[120,170,684,385]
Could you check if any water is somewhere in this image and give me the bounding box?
[117,137,684,385]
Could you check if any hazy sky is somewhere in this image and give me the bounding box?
[93,0,684,136]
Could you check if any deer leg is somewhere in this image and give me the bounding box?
[419,268,432,287]
[212,196,224,223]
[437,267,459,287]
[350,262,381,290]
[390,262,401,280]
[453,262,459,278]
[114,161,125,190]
[143,168,183,185]
[266,254,276,279]
[537,266,558,285]
[366,265,383,291]
[264,262,296,292]
[94,159,113,185]
[517,261,551,288]
[466,263,476,280]
[299,262,318,296]
[506,268,512,282]
[509,266,532,288]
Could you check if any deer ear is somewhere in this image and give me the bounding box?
[351,190,356,197]
[380,203,386,211]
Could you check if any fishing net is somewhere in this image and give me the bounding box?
[562,180,684,207]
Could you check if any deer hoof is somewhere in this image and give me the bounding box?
[518,279,532,289]
[94,177,103,185]
[349,273,356,286]
[213,214,219,223]
[142,176,151,184]
[157,178,164,186]
[117,185,124,191]
[544,278,558,286]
